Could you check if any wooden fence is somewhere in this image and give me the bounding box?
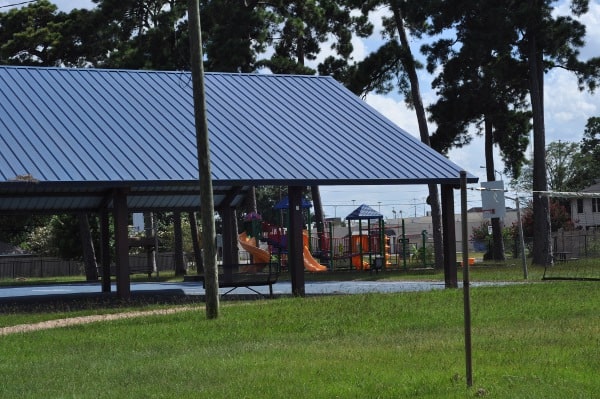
[0,252,185,279]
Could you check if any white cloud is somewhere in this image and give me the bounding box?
[544,69,599,142]
[553,1,600,60]
[363,94,420,138]
[307,32,368,69]
[580,2,600,57]
[0,0,94,11]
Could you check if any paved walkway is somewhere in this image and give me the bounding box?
[0,279,512,302]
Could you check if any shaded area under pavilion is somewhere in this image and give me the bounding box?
[0,66,478,300]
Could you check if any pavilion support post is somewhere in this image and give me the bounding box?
[288,186,305,296]
[441,184,458,288]
[113,189,131,299]
[220,207,236,265]
[100,210,111,293]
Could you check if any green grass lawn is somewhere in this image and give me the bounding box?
[1,282,598,398]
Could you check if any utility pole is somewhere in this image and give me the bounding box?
[188,0,219,319]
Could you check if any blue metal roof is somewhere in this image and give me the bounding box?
[0,66,477,212]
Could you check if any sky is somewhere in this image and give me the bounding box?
[2,0,599,220]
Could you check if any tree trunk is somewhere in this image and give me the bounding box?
[248,186,257,213]
[144,212,157,275]
[78,213,98,281]
[484,117,505,260]
[188,0,219,318]
[392,1,444,269]
[188,212,203,274]
[173,211,186,276]
[527,4,552,266]
[311,185,326,252]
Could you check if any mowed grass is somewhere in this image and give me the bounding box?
[1,282,599,398]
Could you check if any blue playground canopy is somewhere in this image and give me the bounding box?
[274,196,313,210]
[345,204,383,220]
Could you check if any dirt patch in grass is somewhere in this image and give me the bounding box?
[0,306,201,336]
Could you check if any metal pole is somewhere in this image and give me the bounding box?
[402,218,407,271]
[329,221,334,270]
[515,196,528,279]
[460,171,473,387]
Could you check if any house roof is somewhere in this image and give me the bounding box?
[0,66,477,213]
[582,181,600,193]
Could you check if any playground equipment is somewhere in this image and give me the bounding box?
[238,232,270,272]
[350,235,370,270]
[345,204,388,271]
[240,196,328,272]
[303,231,328,272]
[238,232,270,264]
[269,196,327,272]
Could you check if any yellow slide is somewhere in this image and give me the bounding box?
[238,232,271,264]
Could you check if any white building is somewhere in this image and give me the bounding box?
[570,180,600,230]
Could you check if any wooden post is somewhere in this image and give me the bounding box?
[288,186,305,296]
[461,171,474,387]
[188,0,219,318]
[113,189,130,299]
[441,184,458,288]
[220,207,235,265]
[100,210,111,293]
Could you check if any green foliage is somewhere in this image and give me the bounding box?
[545,140,581,192]
[0,0,63,65]
[93,0,190,70]
[0,214,50,249]
[512,127,600,194]
[410,244,434,265]
[154,213,195,253]
[570,116,600,189]
[22,214,100,259]
[519,200,575,237]
[1,284,599,397]
[201,0,272,72]
[341,40,408,97]
[470,220,491,241]
[424,0,531,178]
[336,2,427,103]
[257,0,372,75]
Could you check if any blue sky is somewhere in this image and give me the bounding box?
[3,0,599,219]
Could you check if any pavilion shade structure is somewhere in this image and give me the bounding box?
[0,66,476,214]
[0,66,478,298]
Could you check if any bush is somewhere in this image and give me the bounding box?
[471,221,491,241]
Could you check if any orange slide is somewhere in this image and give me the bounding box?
[238,232,271,264]
[303,245,328,272]
[351,255,370,270]
[303,232,327,272]
[239,231,327,272]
